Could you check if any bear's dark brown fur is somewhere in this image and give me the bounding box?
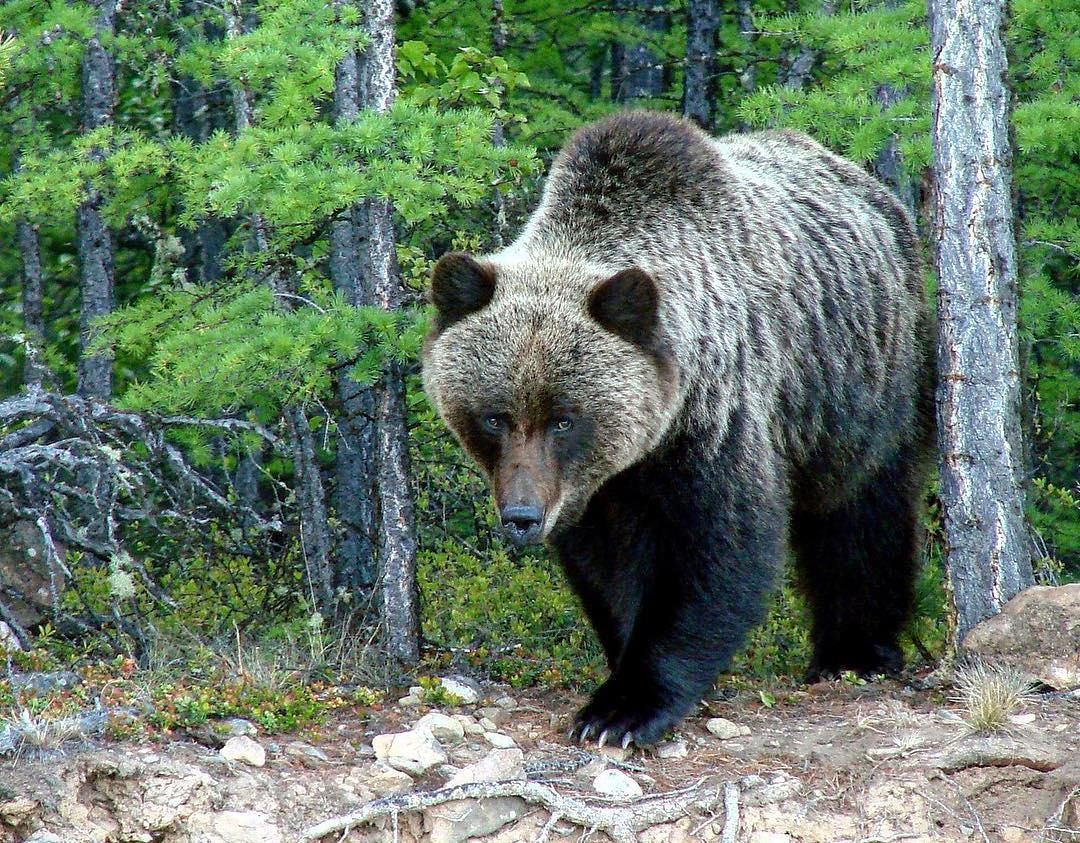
[422,111,935,747]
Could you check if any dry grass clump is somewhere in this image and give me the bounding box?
[952,661,1037,733]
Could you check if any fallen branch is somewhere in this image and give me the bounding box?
[301,775,768,843]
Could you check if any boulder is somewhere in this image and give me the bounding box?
[961,584,1080,690]
[444,748,525,786]
[592,768,643,800]
[373,727,447,776]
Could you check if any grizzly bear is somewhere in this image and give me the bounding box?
[422,111,935,748]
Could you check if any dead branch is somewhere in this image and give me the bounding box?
[301,775,768,843]
[0,386,285,647]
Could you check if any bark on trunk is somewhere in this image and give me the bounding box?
[613,0,668,102]
[873,83,917,219]
[17,154,48,390]
[782,0,835,90]
[173,4,227,285]
[490,0,508,248]
[736,0,756,97]
[223,0,337,614]
[362,0,420,666]
[17,219,46,387]
[330,1,378,592]
[930,0,1033,642]
[76,0,117,400]
[683,0,719,131]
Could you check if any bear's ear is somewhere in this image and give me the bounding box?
[588,267,659,347]
[429,252,497,330]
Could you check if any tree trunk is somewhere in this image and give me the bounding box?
[683,0,719,130]
[736,0,756,97]
[223,0,337,615]
[873,83,917,218]
[173,3,228,286]
[782,0,835,90]
[490,0,508,248]
[929,0,1033,642]
[613,0,668,103]
[361,0,420,666]
[76,0,117,400]
[330,0,379,593]
[17,218,46,387]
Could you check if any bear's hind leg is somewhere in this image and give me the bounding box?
[793,450,925,681]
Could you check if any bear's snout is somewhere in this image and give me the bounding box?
[500,504,545,545]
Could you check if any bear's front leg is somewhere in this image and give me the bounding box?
[571,438,787,747]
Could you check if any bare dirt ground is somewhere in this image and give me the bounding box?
[2,678,1079,843]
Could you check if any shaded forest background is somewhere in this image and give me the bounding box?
[0,0,1076,688]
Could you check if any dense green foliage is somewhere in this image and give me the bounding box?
[0,0,1076,687]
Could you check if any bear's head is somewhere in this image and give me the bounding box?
[421,251,680,545]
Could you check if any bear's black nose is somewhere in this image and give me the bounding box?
[501,505,544,545]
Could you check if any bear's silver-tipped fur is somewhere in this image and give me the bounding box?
[422,111,934,746]
[424,111,929,531]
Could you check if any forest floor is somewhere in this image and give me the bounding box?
[3,675,1079,843]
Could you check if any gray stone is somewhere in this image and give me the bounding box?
[220,735,266,767]
[593,768,643,800]
[484,731,516,749]
[284,740,330,765]
[477,706,510,726]
[445,748,525,786]
[707,717,750,740]
[186,809,283,843]
[961,584,1080,690]
[10,671,81,695]
[440,675,481,704]
[363,760,414,796]
[427,797,526,843]
[417,711,466,745]
[0,622,23,652]
[373,727,448,776]
[656,738,689,759]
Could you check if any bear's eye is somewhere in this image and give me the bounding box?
[551,416,574,433]
[482,414,505,433]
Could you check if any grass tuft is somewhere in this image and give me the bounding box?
[952,661,1037,733]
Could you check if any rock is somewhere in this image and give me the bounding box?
[494,695,517,709]
[188,716,258,748]
[0,519,63,627]
[417,711,466,745]
[0,621,23,652]
[484,731,516,749]
[707,717,750,740]
[592,768,643,800]
[362,760,415,796]
[477,705,510,726]
[10,671,81,695]
[479,717,498,731]
[0,797,37,824]
[961,584,1080,690]
[373,727,447,776]
[186,810,283,843]
[284,740,330,766]
[220,735,266,767]
[399,693,422,706]
[452,713,483,736]
[445,748,525,786]
[25,834,64,843]
[656,738,689,759]
[440,675,481,704]
[427,797,527,843]
[933,731,1067,773]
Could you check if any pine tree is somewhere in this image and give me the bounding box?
[930,0,1034,639]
